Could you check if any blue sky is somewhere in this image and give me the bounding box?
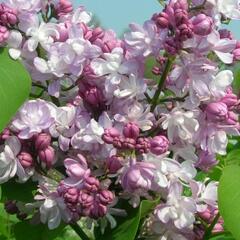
[74,0,240,39]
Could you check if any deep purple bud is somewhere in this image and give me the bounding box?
[123,122,140,139]
[35,133,51,151]
[192,14,213,36]
[136,137,150,154]
[0,4,18,25]
[150,135,169,155]
[102,128,120,144]
[106,155,123,174]
[84,176,100,192]
[4,200,18,214]
[38,146,55,169]
[55,0,73,18]
[98,190,114,205]
[177,23,193,41]
[0,25,9,43]
[206,102,228,122]
[78,190,94,210]
[64,187,79,204]
[90,203,107,219]
[18,152,33,169]
[164,37,182,55]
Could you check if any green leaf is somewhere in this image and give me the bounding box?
[224,149,240,166]
[13,222,80,240]
[218,165,240,239]
[96,199,158,240]
[0,48,31,132]
[1,180,37,202]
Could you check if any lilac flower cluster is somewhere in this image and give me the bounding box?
[0,0,240,239]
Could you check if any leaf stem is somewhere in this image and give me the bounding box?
[150,56,175,112]
[70,223,90,240]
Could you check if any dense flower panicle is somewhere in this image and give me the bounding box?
[0,0,240,238]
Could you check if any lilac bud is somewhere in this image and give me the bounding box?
[102,128,120,144]
[221,92,238,107]
[84,176,100,192]
[226,111,238,125]
[192,14,213,36]
[174,9,188,25]
[177,23,193,41]
[18,152,33,169]
[123,122,140,139]
[198,206,216,223]
[206,102,228,122]
[0,4,18,25]
[195,151,218,172]
[136,137,150,154]
[213,222,224,233]
[150,135,169,155]
[38,146,55,169]
[78,190,94,209]
[90,203,107,219]
[152,66,161,75]
[55,0,73,18]
[219,29,233,39]
[0,128,11,143]
[4,200,18,214]
[57,23,69,42]
[122,137,136,150]
[233,48,240,61]
[89,27,104,42]
[35,133,51,151]
[64,187,79,204]
[106,155,123,174]
[81,85,104,106]
[164,37,182,55]
[98,190,114,205]
[153,12,169,28]
[0,25,9,43]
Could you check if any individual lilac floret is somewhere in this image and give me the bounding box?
[195,151,218,172]
[106,155,123,174]
[150,135,169,155]
[12,100,54,139]
[191,14,213,36]
[121,161,157,193]
[35,133,51,151]
[102,128,120,144]
[0,25,9,43]
[18,151,33,169]
[220,88,238,108]
[205,102,228,122]
[123,122,140,139]
[0,3,18,25]
[83,176,100,192]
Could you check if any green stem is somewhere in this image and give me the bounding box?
[32,82,47,91]
[157,94,189,104]
[203,213,220,240]
[50,96,61,107]
[70,223,90,240]
[150,56,175,112]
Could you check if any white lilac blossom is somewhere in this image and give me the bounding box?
[0,0,240,238]
[11,100,54,139]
